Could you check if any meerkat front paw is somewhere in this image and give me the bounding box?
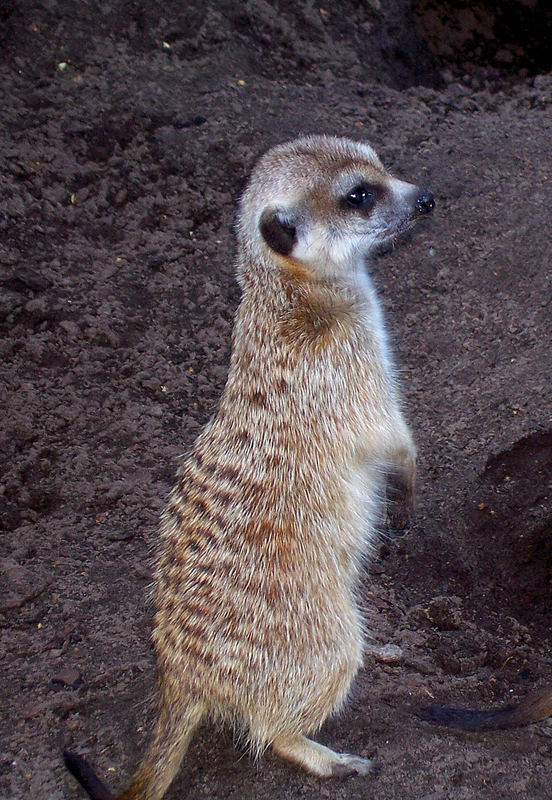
[385,452,416,532]
[386,476,415,531]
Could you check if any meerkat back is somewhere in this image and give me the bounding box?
[64,135,434,800]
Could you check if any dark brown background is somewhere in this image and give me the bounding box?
[1,1,551,798]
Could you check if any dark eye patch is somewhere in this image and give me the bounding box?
[343,184,379,211]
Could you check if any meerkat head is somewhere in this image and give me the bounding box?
[237,135,434,287]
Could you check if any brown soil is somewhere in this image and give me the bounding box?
[1,2,551,799]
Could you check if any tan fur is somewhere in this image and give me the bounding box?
[66,136,434,799]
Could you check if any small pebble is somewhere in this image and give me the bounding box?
[52,666,82,688]
[366,643,403,664]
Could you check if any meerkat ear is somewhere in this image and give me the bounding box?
[259,207,297,256]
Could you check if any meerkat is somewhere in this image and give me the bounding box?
[64,134,435,800]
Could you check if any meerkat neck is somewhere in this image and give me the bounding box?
[237,247,378,317]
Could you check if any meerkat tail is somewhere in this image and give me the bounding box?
[418,687,552,731]
[65,700,205,800]
[64,751,113,800]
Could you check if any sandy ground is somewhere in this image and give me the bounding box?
[1,2,551,799]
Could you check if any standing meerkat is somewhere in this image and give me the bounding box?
[64,135,434,799]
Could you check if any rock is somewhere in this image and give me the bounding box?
[0,558,49,611]
[365,643,404,664]
[52,666,82,688]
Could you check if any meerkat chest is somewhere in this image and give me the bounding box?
[225,282,398,479]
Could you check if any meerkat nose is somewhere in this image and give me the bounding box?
[415,190,435,214]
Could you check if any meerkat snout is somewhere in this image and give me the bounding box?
[415,189,435,215]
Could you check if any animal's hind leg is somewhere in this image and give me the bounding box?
[118,698,205,800]
[272,734,373,778]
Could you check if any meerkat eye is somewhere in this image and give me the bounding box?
[344,185,376,210]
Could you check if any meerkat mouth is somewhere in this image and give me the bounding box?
[369,218,421,256]
[378,218,417,243]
